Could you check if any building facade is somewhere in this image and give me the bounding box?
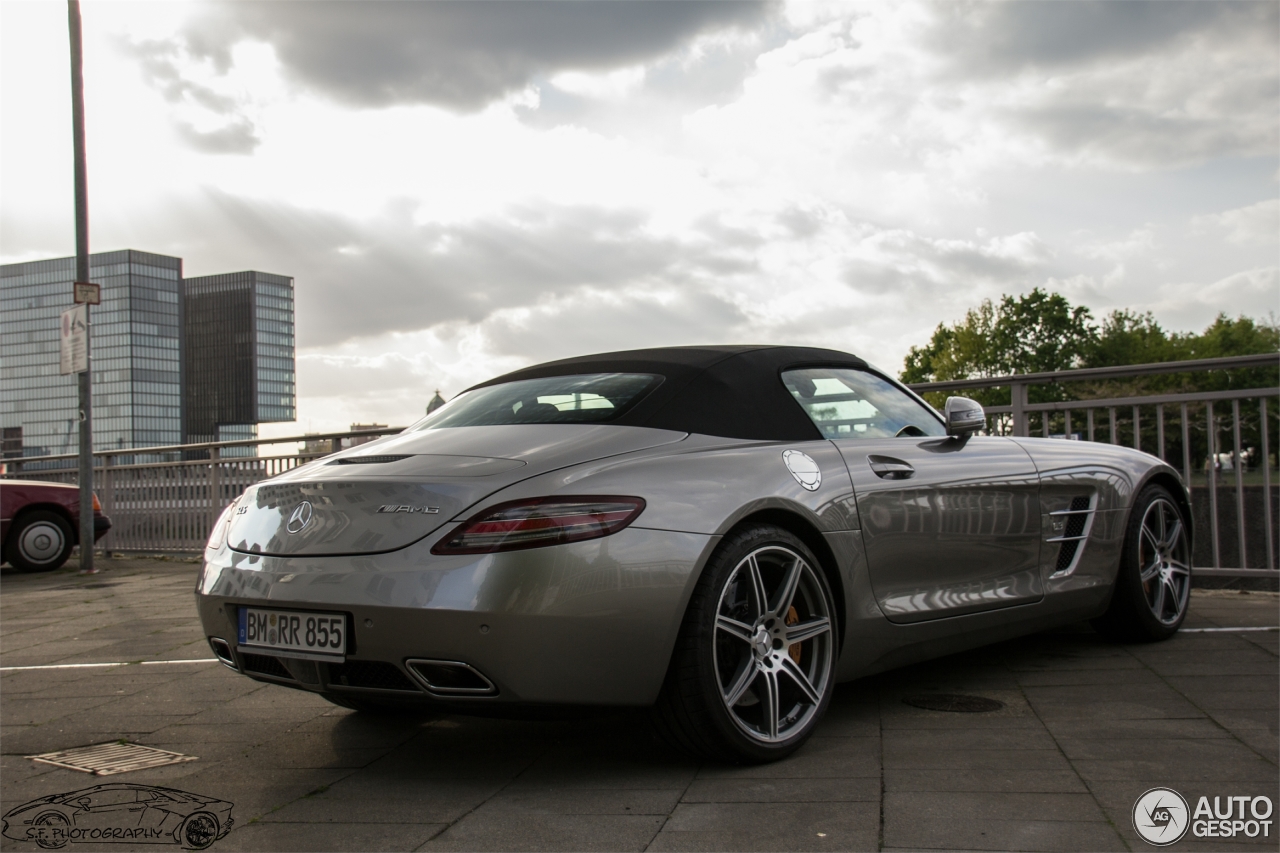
[0,251,294,460]
[1,250,184,457]
[182,271,296,448]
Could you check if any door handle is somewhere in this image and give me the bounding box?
[868,455,915,480]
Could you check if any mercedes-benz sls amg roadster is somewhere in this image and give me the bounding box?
[197,346,1192,762]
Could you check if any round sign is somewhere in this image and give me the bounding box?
[1132,787,1190,846]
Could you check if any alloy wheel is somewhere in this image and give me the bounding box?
[713,545,834,743]
[1138,498,1191,626]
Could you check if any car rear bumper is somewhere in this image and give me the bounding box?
[92,514,111,542]
[195,527,715,706]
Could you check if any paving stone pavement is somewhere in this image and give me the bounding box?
[1,556,1276,852]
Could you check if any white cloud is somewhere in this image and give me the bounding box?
[2,0,1276,438]
[1193,200,1280,246]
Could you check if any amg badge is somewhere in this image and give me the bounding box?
[377,505,440,514]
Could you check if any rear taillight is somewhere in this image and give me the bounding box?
[206,499,239,551]
[92,493,101,512]
[431,496,646,555]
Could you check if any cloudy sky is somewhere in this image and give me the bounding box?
[2,1,1276,436]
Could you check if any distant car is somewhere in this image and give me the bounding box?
[1,783,232,850]
[1,479,112,572]
[196,345,1193,763]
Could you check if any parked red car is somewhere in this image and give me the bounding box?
[0,480,112,572]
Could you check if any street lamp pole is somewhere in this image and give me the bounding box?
[68,0,95,574]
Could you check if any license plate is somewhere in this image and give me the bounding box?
[238,607,346,657]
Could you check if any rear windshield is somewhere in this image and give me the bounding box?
[407,373,663,430]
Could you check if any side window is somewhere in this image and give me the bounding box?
[86,790,139,807]
[782,368,946,439]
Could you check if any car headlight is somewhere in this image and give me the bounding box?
[431,496,645,555]
[205,498,239,552]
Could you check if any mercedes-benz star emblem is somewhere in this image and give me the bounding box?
[286,501,314,534]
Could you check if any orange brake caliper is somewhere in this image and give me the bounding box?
[785,606,802,664]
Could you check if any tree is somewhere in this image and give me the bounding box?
[902,287,1096,405]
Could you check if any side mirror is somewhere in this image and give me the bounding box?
[944,396,985,437]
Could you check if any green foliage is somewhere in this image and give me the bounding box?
[903,288,1097,406]
[902,291,1279,415]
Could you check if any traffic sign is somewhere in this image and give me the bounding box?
[73,281,100,304]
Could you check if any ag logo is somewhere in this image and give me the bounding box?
[1134,787,1190,846]
[285,501,314,534]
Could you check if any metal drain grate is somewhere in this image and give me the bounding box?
[29,742,197,775]
[902,694,1004,713]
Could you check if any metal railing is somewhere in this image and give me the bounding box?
[909,353,1279,578]
[2,427,403,553]
[3,353,1276,578]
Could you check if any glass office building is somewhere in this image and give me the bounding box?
[182,271,296,449]
[0,250,184,458]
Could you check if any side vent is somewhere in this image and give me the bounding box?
[327,455,411,465]
[1051,496,1094,576]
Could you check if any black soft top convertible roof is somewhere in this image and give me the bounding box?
[470,345,872,441]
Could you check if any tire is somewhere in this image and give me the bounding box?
[652,524,838,763]
[178,812,219,850]
[31,811,70,849]
[1092,484,1192,642]
[6,511,75,573]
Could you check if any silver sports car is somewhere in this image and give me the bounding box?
[197,346,1192,762]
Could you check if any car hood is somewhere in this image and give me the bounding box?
[226,425,686,557]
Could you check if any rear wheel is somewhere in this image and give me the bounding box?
[1093,485,1191,642]
[6,511,74,573]
[178,812,219,850]
[653,524,837,763]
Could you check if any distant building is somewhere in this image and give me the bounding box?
[0,251,295,461]
[1,250,184,457]
[427,390,446,414]
[346,423,387,448]
[182,271,296,452]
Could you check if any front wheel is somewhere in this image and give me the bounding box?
[178,812,219,850]
[1092,485,1192,642]
[652,524,837,763]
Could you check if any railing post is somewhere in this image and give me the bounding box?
[1087,409,1095,442]
[102,452,114,557]
[1156,404,1165,464]
[1011,381,1027,437]
[1132,405,1141,451]
[1207,401,1220,570]
[1232,399,1247,569]
[209,445,221,538]
[1180,403,1191,486]
[1261,398,1274,571]
[1109,408,1118,445]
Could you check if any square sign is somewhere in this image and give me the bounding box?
[73,281,101,305]
[60,305,88,375]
